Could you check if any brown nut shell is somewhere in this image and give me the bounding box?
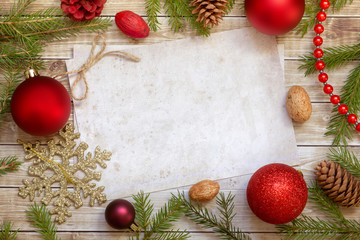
[189,180,220,202]
[286,86,312,123]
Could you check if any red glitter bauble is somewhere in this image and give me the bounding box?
[105,199,135,229]
[244,0,305,35]
[11,75,71,136]
[246,163,308,224]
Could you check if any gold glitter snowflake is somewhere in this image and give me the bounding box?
[18,123,111,224]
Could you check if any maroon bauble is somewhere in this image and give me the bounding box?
[105,199,135,229]
[246,163,308,224]
[245,0,305,35]
[11,75,71,136]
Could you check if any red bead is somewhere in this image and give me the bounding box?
[320,0,330,9]
[317,12,327,21]
[348,114,357,124]
[315,60,325,70]
[356,124,360,132]
[330,95,340,104]
[323,84,333,94]
[338,104,348,115]
[313,36,323,46]
[318,72,328,83]
[314,24,324,34]
[314,49,324,58]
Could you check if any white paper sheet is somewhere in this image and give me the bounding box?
[66,28,298,199]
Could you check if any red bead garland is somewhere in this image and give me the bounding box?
[315,1,360,130]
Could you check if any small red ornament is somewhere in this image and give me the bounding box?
[320,0,330,9]
[313,48,323,58]
[105,199,136,230]
[338,104,348,115]
[356,124,360,132]
[323,84,333,94]
[317,11,327,21]
[330,95,340,104]
[115,11,150,39]
[313,36,323,46]
[318,72,328,83]
[244,0,305,35]
[314,24,324,34]
[315,60,325,70]
[348,114,357,124]
[11,69,71,136]
[246,163,308,224]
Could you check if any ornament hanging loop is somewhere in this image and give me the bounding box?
[54,34,141,101]
[24,68,39,79]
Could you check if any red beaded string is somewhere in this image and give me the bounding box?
[314,0,360,131]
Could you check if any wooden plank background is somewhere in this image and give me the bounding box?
[1,0,360,239]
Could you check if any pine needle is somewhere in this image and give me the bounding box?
[145,0,162,32]
[174,191,251,240]
[0,221,19,240]
[26,203,61,240]
[0,156,22,176]
[132,191,154,234]
[328,146,360,179]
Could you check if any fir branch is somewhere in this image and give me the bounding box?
[26,203,61,240]
[145,0,162,32]
[174,191,251,240]
[164,0,186,33]
[295,0,354,37]
[225,0,237,14]
[0,221,19,240]
[132,191,154,234]
[328,146,360,179]
[0,156,22,176]
[299,44,360,76]
[144,196,188,240]
[5,0,36,21]
[325,63,360,145]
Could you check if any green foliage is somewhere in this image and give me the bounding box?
[295,0,354,37]
[328,146,360,179]
[174,191,251,240]
[145,0,162,32]
[0,156,22,176]
[0,221,19,240]
[26,203,61,240]
[130,191,189,240]
[277,182,360,239]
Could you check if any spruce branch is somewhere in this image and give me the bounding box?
[132,191,154,234]
[174,191,251,240]
[164,0,186,33]
[328,146,360,179]
[0,221,19,240]
[26,203,61,240]
[0,156,22,176]
[145,0,162,32]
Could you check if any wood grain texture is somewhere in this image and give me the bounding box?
[1,0,360,239]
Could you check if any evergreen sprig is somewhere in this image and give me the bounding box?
[26,202,61,240]
[0,221,19,240]
[328,146,360,179]
[295,0,354,37]
[174,191,251,240]
[130,191,189,240]
[145,0,162,32]
[0,156,22,176]
[277,182,360,239]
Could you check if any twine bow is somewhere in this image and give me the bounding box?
[55,34,140,101]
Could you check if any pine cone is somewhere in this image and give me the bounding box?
[315,160,360,207]
[61,0,107,21]
[190,0,228,28]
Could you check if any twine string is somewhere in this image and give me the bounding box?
[17,139,75,185]
[55,34,140,101]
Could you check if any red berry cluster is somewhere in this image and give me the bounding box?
[314,0,360,131]
[61,0,107,21]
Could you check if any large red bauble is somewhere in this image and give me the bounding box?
[11,75,71,136]
[246,163,308,224]
[105,199,136,229]
[245,0,305,35]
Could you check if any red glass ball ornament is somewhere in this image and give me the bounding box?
[356,124,360,132]
[338,104,348,115]
[320,0,330,9]
[330,95,340,104]
[313,36,323,46]
[317,11,327,21]
[348,114,357,124]
[314,48,323,58]
[105,199,136,229]
[315,60,325,70]
[323,84,333,94]
[246,163,308,224]
[244,0,305,35]
[314,24,324,34]
[11,74,71,136]
[318,72,328,83]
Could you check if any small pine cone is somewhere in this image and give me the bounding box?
[315,160,360,207]
[189,0,228,28]
[61,0,107,21]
